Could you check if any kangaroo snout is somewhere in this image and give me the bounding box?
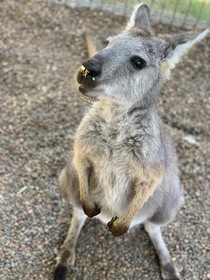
[77,58,101,94]
[83,58,101,78]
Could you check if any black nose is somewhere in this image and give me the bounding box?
[82,58,101,77]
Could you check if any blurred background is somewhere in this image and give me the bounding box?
[0,1,209,280]
[54,0,210,28]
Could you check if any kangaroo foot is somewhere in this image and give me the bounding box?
[161,262,180,280]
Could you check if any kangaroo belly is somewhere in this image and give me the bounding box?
[90,159,183,227]
[90,161,134,218]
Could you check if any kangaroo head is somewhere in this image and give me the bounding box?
[77,4,208,106]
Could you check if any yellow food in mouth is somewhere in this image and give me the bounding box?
[81,65,89,77]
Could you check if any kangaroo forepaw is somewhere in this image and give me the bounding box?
[107,216,129,236]
[82,202,101,218]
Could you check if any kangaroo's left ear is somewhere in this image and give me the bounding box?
[126,4,151,30]
[162,29,209,69]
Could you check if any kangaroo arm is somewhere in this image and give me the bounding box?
[108,166,164,236]
[74,141,101,218]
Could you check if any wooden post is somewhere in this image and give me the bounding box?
[84,30,97,58]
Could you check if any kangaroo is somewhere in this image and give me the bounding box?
[54,4,208,280]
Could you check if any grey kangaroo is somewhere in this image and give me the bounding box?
[54,4,208,280]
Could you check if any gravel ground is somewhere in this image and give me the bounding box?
[0,1,209,280]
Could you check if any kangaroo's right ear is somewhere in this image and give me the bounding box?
[162,29,209,69]
[126,4,151,31]
[160,29,209,79]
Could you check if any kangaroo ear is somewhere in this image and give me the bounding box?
[126,4,151,30]
[162,29,209,69]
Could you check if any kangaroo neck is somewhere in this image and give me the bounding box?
[92,98,158,124]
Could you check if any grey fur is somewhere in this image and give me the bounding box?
[54,4,208,280]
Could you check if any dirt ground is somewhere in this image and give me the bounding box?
[0,1,209,280]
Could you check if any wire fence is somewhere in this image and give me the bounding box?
[50,0,210,28]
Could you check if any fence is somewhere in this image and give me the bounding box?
[47,0,210,29]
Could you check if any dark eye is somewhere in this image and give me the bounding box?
[130,56,146,70]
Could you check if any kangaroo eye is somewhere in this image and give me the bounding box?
[130,56,146,70]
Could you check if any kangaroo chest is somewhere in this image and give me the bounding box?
[78,113,149,161]
[75,112,153,215]
[75,103,165,219]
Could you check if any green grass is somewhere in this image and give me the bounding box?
[94,0,210,21]
[149,0,210,21]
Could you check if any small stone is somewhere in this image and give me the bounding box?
[183,135,199,145]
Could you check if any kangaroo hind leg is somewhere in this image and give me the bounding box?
[144,221,180,280]
[54,207,86,280]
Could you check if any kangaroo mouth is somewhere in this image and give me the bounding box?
[77,67,98,103]
[78,84,86,94]
[78,84,97,103]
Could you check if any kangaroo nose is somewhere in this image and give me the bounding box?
[82,58,101,77]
